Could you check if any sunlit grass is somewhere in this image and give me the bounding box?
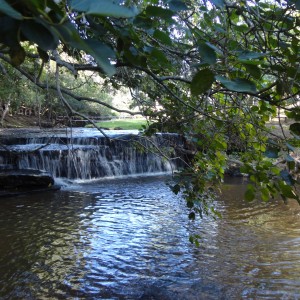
[86,119,149,130]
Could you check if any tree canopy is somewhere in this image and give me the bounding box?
[0,0,300,223]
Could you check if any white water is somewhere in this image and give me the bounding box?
[0,128,182,180]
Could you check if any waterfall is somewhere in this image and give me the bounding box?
[0,128,186,180]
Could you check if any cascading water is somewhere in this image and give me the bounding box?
[0,128,186,180]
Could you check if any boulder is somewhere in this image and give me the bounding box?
[0,169,60,197]
[0,169,54,189]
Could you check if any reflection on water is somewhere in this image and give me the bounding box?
[0,176,299,299]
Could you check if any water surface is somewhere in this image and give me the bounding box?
[0,176,299,299]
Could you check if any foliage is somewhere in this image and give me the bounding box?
[0,0,300,222]
[0,59,39,112]
[0,56,114,118]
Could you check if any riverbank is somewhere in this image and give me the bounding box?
[1,115,47,128]
[1,115,149,130]
[1,114,291,133]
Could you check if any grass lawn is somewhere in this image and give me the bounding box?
[86,119,149,130]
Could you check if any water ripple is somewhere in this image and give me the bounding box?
[0,176,299,299]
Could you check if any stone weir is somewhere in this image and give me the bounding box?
[0,128,187,180]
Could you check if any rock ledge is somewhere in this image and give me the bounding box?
[0,169,60,197]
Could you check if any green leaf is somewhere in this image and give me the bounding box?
[171,184,181,194]
[289,123,300,135]
[145,6,174,18]
[0,17,19,47]
[0,0,23,20]
[215,76,257,93]
[70,0,138,18]
[55,20,83,45]
[191,69,215,96]
[205,42,222,54]
[124,48,138,64]
[240,60,262,66]
[296,0,300,9]
[133,15,154,29]
[243,63,261,79]
[198,42,217,65]
[24,0,46,11]
[288,160,296,171]
[276,81,285,96]
[153,30,173,46]
[287,66,300,79]
[150,48,169,66]
[188,211,196,220]
[187,201,194,208]
[84,39,116,76]
[286,154,294,162]
[189,234,201,246]
[169,0,188,11]
[37,47,49,62]
[261,187,270,202]
[264,148,279,158]
[9,45,26,66]
[211,207,222,219]
[210,0,225,7]
[21,20,59,51]
[245,184,255,201]
[279,182,298,199]
[238,51,267,61]
[280,170,294,185]
[286,108,300,121]
[286,142,295,152]
[55,20,116,76]
[235,24,249,33]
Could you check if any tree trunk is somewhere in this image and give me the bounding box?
[1,97,11,127]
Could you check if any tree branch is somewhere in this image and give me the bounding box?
[55,63,110,139]
[0,53,141,116]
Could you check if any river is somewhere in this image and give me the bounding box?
[0,175,299,299]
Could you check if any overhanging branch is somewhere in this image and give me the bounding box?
[0,53,141,116]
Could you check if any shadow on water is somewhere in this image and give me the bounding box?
[0,175,299,299]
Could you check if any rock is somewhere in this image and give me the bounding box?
[0,164,16,170]
[0,169,55,189]
[0,169,60,197]
[40,121,54,128]
[224,165,243,177]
